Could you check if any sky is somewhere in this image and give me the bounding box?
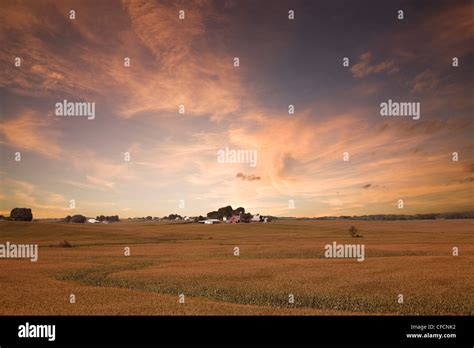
[0,0,473,218]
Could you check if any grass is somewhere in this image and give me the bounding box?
[0,219,473,315]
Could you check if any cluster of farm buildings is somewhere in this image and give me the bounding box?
[199,214,270,224]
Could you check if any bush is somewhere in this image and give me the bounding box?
[349,225,362,238]
[49,240,73,248]
[70,214,86,223]
[10,208,33,221]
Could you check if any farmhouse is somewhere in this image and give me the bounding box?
[201,206,273,225]
[229,214,240,223]
[199,219,221,224]
[251,214,261,222]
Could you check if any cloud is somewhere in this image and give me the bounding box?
[459,177,474,184]
[0,1,472,217]
[0,178,68,216]
[0,0,246,123]
[409,69,440,94]
[394,1,474,60]
[0,110,62,158]
[117,0,245,120]
[236,173,261,181]
[85,175,116,189]
[351,52,399,78]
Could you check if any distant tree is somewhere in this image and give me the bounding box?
[442,212,474,219]
[207,211,219,219]
[59,240,73,248]
[197,215,205,221]
[64,215,72,222]
[241,212,252,223]
[168,214,182,220]
[349,225,362,238]
[146,216,153,220]
[10,208,33,221]
[233,207,245,215]
[107,215,120,222]
[70,214,87,223]
[349,225,357,237]
[217,205,234,219]
[96,215,119,222]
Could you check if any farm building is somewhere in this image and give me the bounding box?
[251,214,261,222]
[199,219,221,224]
[229,215,240,223]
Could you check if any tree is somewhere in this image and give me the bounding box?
[10,208,33,221]
[168,214,182,220]
[217,205,234,219]
[207,211,219,219]
[234,207,245,214]
[70,214,87,223]
[107,215,120,222]
[349,226,362,238]
[241,213,252,223]
[96,215,120,222]
[207,206,247,220]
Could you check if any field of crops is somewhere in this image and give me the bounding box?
[0,219,472,315]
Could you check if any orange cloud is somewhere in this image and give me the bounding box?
[351,52,399,78]
[409,69,440,94]
[117,0,245,120]
[0,178,69,217]
[0,110,62,158]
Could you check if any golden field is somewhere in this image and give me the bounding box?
[0,219,472,315]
